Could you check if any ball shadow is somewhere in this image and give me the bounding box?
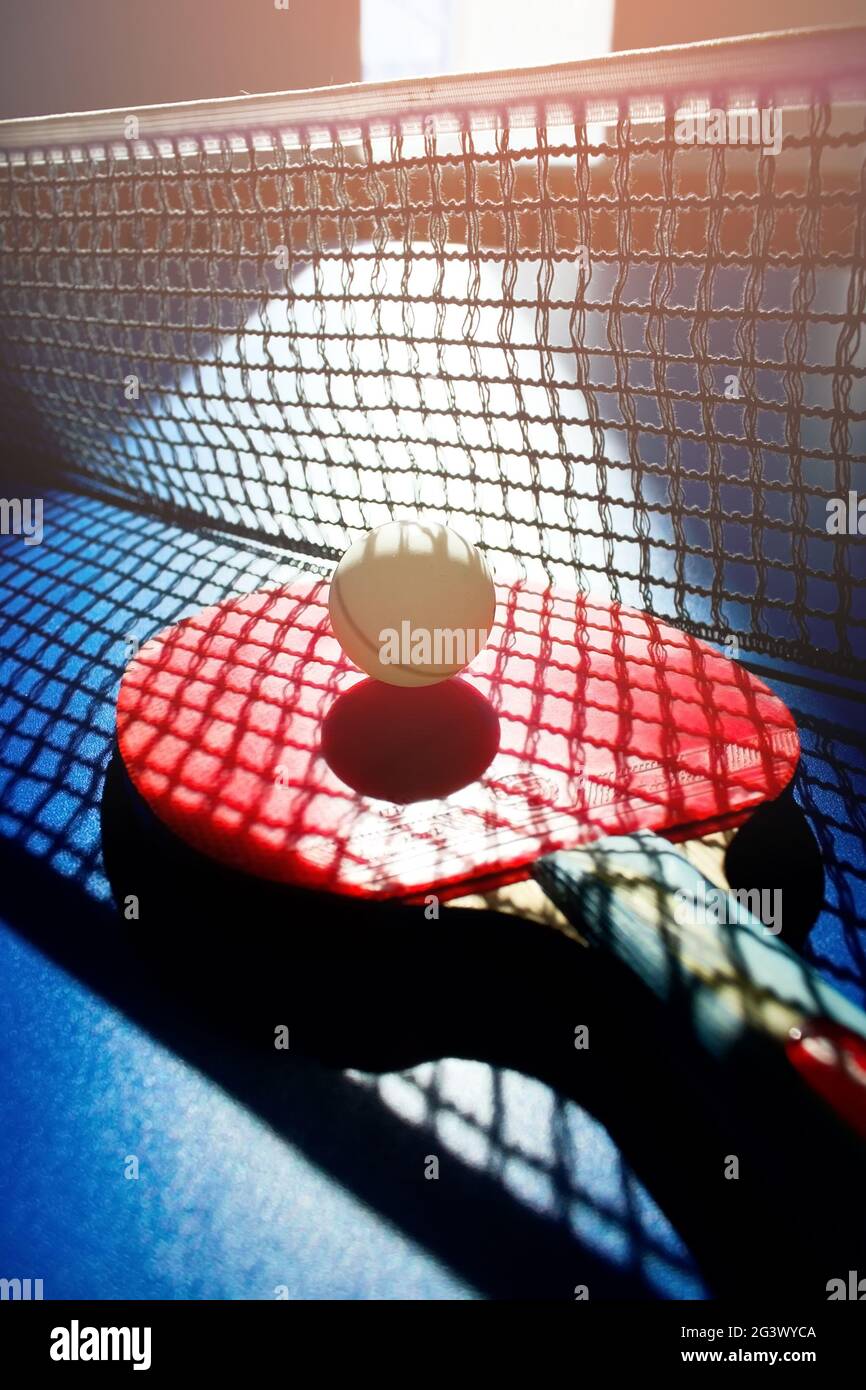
[321,676,500,802]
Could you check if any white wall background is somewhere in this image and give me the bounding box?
[362,0,614,81]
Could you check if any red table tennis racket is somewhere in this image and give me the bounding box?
[115,575,866,1139]
[116,576,798,893]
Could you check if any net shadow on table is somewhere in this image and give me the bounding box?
[1,492,864,1295]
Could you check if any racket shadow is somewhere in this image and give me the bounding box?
[0,825,660,1299]
[96,750,700,1298]
[99,747,861,1298]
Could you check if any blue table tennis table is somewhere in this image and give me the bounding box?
[1,488,864,1300]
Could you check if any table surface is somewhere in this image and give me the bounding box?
[1,489,864,1300]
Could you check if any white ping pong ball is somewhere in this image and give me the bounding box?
[328,521,496,687]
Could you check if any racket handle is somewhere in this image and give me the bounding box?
[534,831,866,1141]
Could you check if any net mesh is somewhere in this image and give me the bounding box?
[0,39,865,674]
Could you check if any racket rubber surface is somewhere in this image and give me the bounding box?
[116,576,799,899]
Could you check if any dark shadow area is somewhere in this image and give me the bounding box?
[0,766,686,1300]
[725,785,825,953]
[86,747,866,1298]
[322,676,500,802]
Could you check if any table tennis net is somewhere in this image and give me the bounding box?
[0,28,864,674]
